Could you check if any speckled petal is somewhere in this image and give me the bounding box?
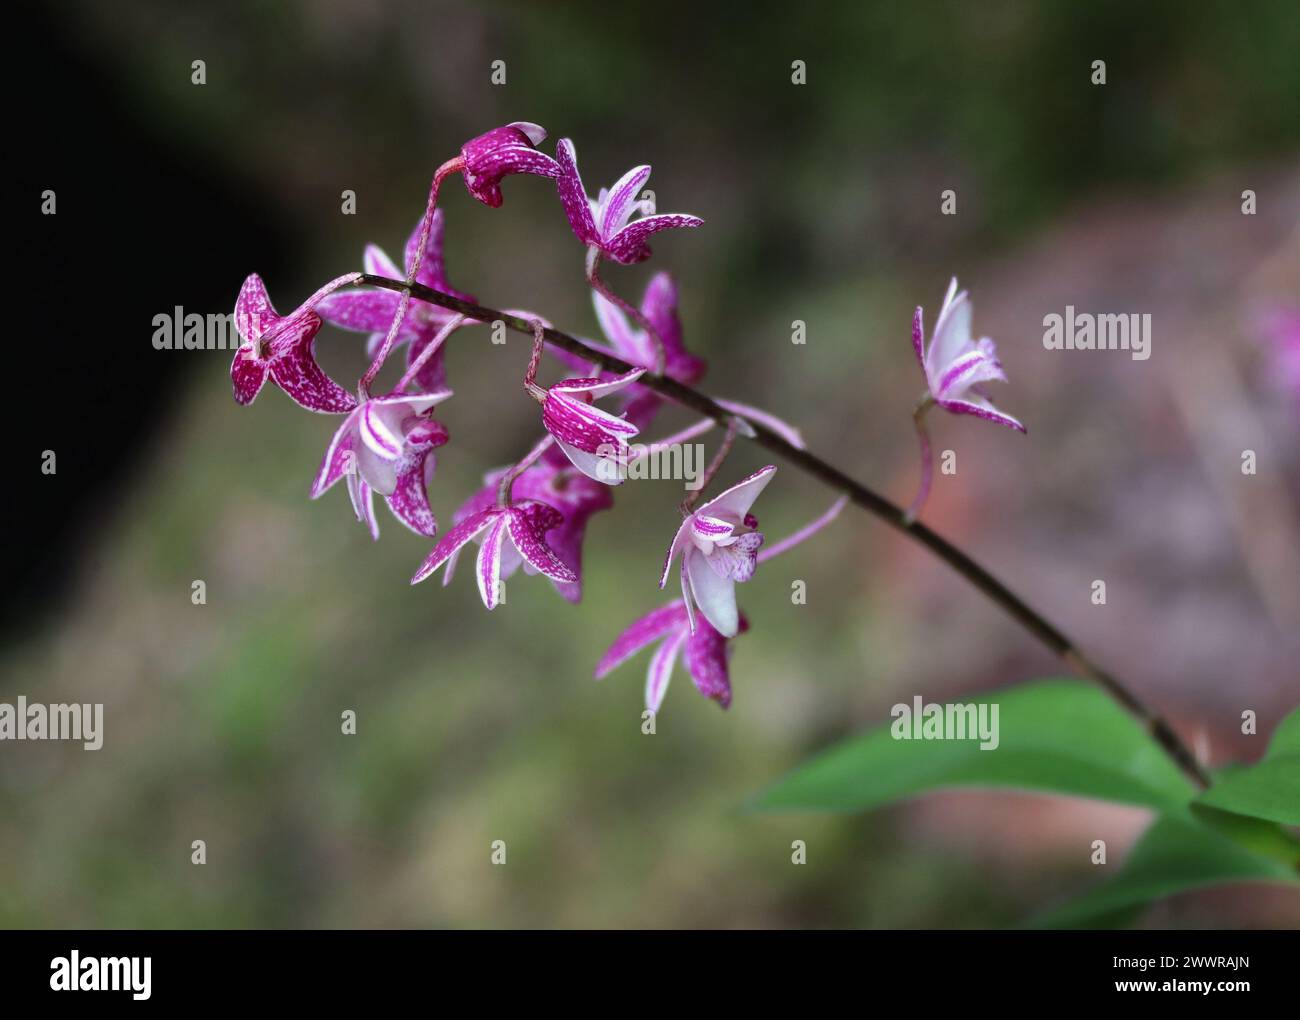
[315,289,403,335]
[938,395,1026,433]
[594,602,690,679]
[599,164,652,240]
[235,274,277,343]
[346,472,379,541]
[385,451,438,537]
[311,413,359,498]
[267,316,357,414]
[705,531,764,582]
[605,213,704,265]
[683,616,736,708]
[646,628,688,713]
[476,514,510,608]
[555,138,599,244]
[507,501,577,583]
[410,508,498,584]
[230,346,268,405]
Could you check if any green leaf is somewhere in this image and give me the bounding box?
[1033,811,1299,928]
[1193,705,1300,826]
[751,679,1196,813]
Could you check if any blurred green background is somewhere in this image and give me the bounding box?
[4,0,1299,927]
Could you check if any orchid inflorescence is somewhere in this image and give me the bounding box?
[230,121,1023,714]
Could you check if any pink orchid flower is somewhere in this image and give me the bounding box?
[659,465,776,638]
[913,277,1025,432]
[315,211,474,393]
[460,122,562,208]
[603,495,846,711]
[311,389,452,539]
[230,274,357,413]
[446,460,614,604]
[596,602,746,712]
[410,500,577,610]
[582,272,707,430]
[540,369,646,484]
[555,139,703,265]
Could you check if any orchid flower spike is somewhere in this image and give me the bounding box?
[410,500,577,610]
[596,602,745,712]
[316,211,474,392]
[311,389,452,539]
[555,139,703,265]
[460,122,562,208]
[540,369,646,484]
[659,466,776,638]
[230,274,357,413]
[913,277,1025,432]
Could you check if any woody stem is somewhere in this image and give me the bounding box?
[351,273,1213,790]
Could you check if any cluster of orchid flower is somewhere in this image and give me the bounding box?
[229,122,1023,713]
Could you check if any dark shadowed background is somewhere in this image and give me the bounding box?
[6,0,1299,928]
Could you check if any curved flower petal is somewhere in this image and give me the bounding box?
[507,501,578,582]
[605,213,704,265]
[659,516,695,588]
[686,546,740,638]
[706,531,764,582]
[556,138,599,244]
[698,465,777,523]
[311,415,358,498]
[235,274,277,343]
[346,472,379,541]
[230,346,267,406]
[594,602,689,679]
[938,394,1026,433]
[599,164,652,240]
[476,515,511,608]
[267,321,358,413]
[316,289,403,335]
[461,124,561,208]
[385,452,438,537]
[411,509,497,584]
[646,628,688,713]
[683,615,736,708]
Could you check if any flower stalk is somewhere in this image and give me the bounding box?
[349,270,1212,790]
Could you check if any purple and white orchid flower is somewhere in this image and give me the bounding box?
[460,122,562,208]
[540,369,646,484]
[447,460,614,604]
[596,602,746,712]
[603,495,846,711]
[410,500,577,610]
[311,389,452,539]
[555,139,703,265]
[913,277,1025,433]
[659,465,776,638]
[315,211,474,393]
[230,274,358,413]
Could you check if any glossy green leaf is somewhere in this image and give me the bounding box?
[1033,811,1299,928]
[751,679,1196,813]
[1194,705,1300,825]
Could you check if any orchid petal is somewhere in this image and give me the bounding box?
[683,617,734,708]
[686,546,740,638]
[230,346,267,405]
[646,629,688,713]
[698,465,777,523]
[605,213,704,265]
[476,515,510,609]
[599,164,652,240]
[411,509,497,584]
[594,602,690,679]
[555,138,599,244]
[507,501,577,582]
[310,414,358,498]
